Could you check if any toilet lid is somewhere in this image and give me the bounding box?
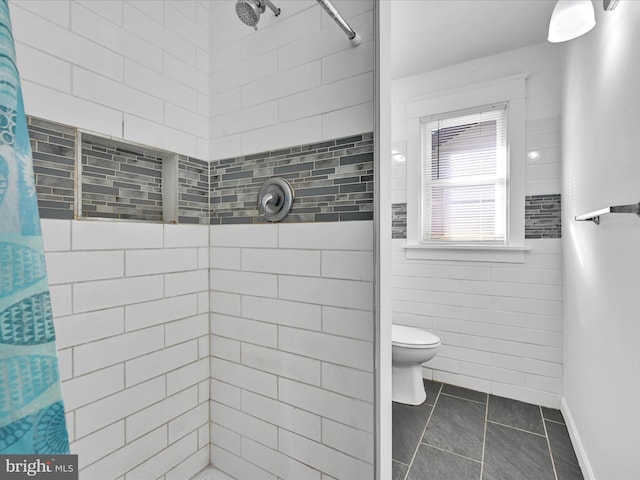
[392,325,440,347]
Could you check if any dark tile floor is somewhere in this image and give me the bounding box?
[392,380,583,480]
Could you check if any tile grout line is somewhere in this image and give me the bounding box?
[439,391,487,406]
[419,442,483,465]
[541,406,560,480]
[479,394,489,480]
[487,419,548,437]
[402,382,442,480]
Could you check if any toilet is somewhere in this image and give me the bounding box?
[392,324,441,405]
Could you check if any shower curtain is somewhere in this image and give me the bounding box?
[0,0,69,454]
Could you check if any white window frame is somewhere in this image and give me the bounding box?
[405,75,530,263]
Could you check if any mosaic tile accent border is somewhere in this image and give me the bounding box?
[81,140,164,222]
[209,133,374,224]
[392,203,407,239]
[525,194,562,239]
[391,194,562,240]
[28,117,76,220]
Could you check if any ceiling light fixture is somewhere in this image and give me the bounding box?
[548,0,596,43]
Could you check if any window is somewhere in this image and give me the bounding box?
[420,104,507,244]
[404,75,528,262]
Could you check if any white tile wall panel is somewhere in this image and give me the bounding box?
[54,307,124,349]
[126,386,198,442]
[165,269,209,297]
[41,219,71,251]
[13,0,70,26]
[279,275,373,311]
[278,379,373,433]
[322,307,373,341]
[242,296,322,331]
[70,421,124,470]
[72,220,163,250]
[75,69,164,123]
[11,5,123,81]
[168,403,209,444]
[525,373,562,395]
[211,88,242,116]
[126,0,163,23]
[165,314,208,347]
[211,335,241,363]
[321,102,374,141]
[242,248,321,276]
[211,445,276,480]
[124,59,197,111]
[279,327,372,372]
[241,61,321,108]
[49,285,73,317]
[278,72,373,123]
[165,102,210,138]
[491,382,559,409]
[125,340,198,387]
[239,115,322,158]
[123,113,200,159]
[76,0,123,25]
[241,437,322,480]
[322,40,374,84]
[322,418,374,464]
[62,364,124,410]
[21,81,123,139]
[123,3,195,64]
[165,3,208,50]
[14,43,72,93]
[210,224,278,248]
[321,250,373,281]
[74,326,164,376]
[125,248,198,276]
[278,429,373,480]
[210,291,242,316]
[211,358,278,399]
[81,427,167,480]
[164,223,209,248]
[73,275,164,313]
[211,50,277,94]
[321,363,373,402]
[211,423,242,456]
[241,343,321,385]
[212,269,278,297]
[210,379,242,409]
[211,314,278,348]
[490,266,562,284]
[166,447,210,480]
[198,248,209,270]
[525,314,562,332]
[127,432,198,480]
[125,294,199,331]
[71,3,162,72]
[210,401,277,449]
[167,358,209,396]
[241,390,321,442]
[211,100,278,138]
[164,52,209,94]
[57,348,72,381]
[75,377,165,438]
[46,250,124,284]
[279,221,373,251]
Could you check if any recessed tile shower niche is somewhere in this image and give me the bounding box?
[79,132,179,223]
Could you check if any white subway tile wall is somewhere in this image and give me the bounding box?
[11,0,210,159]
[209,0,374,160]
[210,222,375,479]
[42,220,210,479]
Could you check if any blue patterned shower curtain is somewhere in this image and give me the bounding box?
[0,0,70,454]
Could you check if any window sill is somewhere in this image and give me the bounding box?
[403,243,531,263]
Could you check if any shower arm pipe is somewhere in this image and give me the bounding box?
[264,0,281,17]
[316,0,361,46]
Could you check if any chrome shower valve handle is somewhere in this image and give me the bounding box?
[257,177,294,222]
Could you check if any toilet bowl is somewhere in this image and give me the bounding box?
[392,324,441,405]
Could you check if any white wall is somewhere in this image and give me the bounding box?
[562,2,640,478]
[10,0,210,159]
[391,43,564,407]
[209,222,375,479]
[209,0,374,160]
[42,220,210,480]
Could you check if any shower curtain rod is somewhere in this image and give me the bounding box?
[316,0,361,46]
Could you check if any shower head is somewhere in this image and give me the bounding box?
[235,0,280,30]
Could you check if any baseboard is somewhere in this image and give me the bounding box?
[560,397,595,480]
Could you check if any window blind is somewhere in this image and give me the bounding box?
[420,105,507,243]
